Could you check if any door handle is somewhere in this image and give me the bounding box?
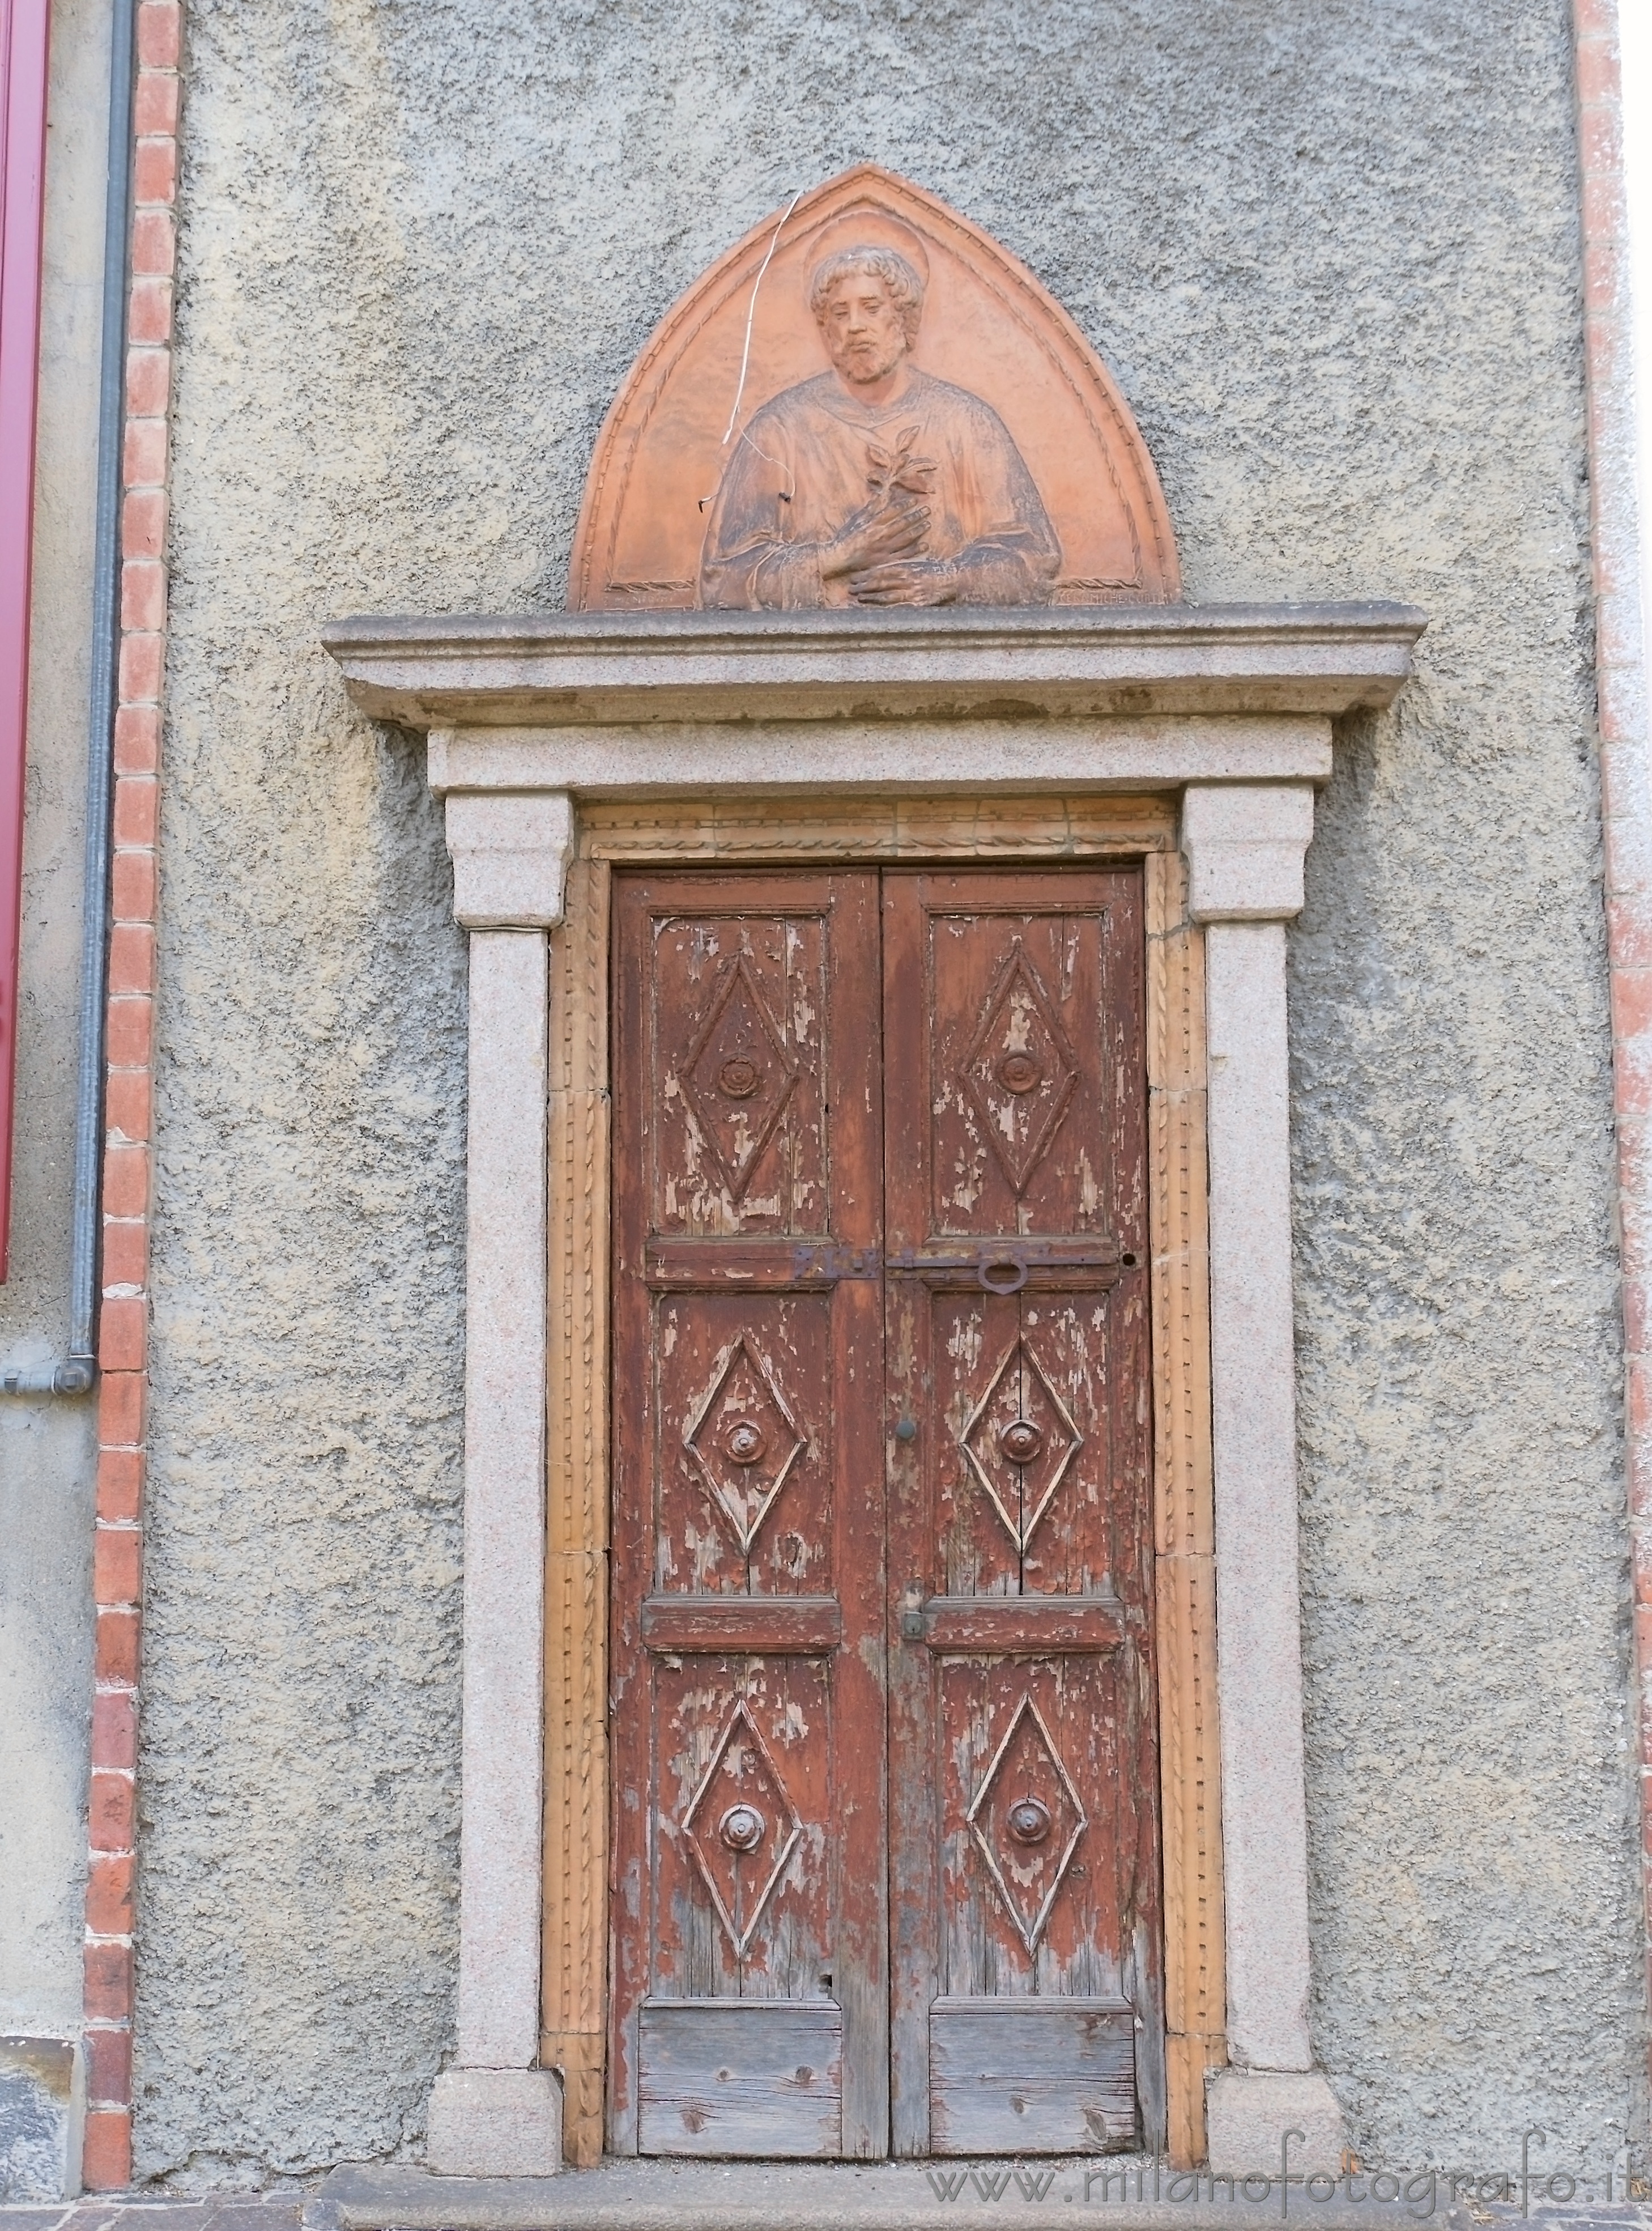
[975,1247,1027,1295]
[792,1241,1119,1286]
[883,1240,1115,1287]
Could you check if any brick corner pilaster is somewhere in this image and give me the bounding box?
[82,0,181,2191]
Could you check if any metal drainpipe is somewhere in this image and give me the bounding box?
[1,0,138,1399]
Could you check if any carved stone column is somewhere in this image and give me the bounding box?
[1181,783,1344,2173]
[425,792,572,2178]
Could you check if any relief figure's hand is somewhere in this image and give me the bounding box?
[847,556,961,607]
[819,498,929,584]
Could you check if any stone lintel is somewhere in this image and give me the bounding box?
[425,716,1332,800]
[323,601,1425,732]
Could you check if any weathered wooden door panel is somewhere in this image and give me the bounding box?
[611,865,1159,2161]
[929,2000,1136,2152]
[936,1656,1131,1998]
[638,2002,844,2157]
[641,902,832,1238]
[649,1652,835,1999]
[883,872,1160,2160]
[908,883,1139,1244]
[652,1290,836,1604]
[611,874,887,2159]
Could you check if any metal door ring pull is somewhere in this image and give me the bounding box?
[978,1251,1028,1295]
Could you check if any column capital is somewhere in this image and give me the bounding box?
[445,788,573,929]
[1181,783,1316,923]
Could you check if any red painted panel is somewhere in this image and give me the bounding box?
[0,0,54,1277]
[882,870,1160,2158]
[611,872,888,2159]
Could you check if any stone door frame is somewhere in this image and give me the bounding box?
[322,602,1425,2178]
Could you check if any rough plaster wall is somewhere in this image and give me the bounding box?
[144,0,1636,2182]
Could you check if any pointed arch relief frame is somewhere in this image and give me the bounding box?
[568,165,1181,612]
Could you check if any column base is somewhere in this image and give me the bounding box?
[1206,2068,1344,2175]
[427,2068,563,2178]
[0,2036,84,2200]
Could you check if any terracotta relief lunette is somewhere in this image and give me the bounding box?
[699,247,1060,610]
[568,167,1180,612]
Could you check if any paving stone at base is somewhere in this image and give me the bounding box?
[304,2158,1556,2231]
[1493,2213,1652,2231]
[8,2175,1651,2231]
[0,2197,304,2231]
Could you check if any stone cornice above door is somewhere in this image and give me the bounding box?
[322,602,1425,750]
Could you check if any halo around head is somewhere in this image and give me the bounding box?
[799,209,932,300]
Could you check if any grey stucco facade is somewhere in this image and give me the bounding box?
[0,0,113,2198]
[97,0,1643,2186]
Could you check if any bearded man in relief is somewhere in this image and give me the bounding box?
[699,246,1062,610]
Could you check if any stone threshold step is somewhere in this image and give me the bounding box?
[305,2161,1488,2231]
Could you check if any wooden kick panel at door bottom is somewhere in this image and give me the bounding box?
[929,2000,1136,2155]
[638,2001,844,2158]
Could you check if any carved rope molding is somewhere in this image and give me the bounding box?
[323,601,1424,2177]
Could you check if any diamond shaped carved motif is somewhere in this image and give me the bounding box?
[960,940,1080,1196]
[682,1699,803,1957]
[678,955,799,1201]
[967,1695,1088,1956]
[960,1336,1083,1556]
[683,1334,808,1553]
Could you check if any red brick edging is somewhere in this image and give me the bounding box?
[1573,0,1652,2076]
[82,0,178,2190]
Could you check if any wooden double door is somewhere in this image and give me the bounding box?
[610,867,1161,2160]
